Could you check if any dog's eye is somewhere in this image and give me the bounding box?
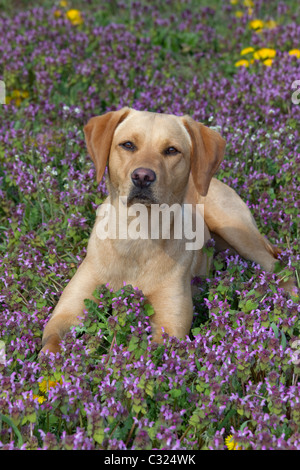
[164,146,179,156]
[120,141,135,151]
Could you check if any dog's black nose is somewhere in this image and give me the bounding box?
[131,168,156,188]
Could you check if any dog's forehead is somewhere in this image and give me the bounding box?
[115,110,191,146]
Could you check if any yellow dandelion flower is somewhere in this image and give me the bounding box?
[225,434,242,450]
[49,380,59,389]
[7,90,29,106]
[235,11,244,18]
[266,48,276,58]
[263,58,273,66]
[249,19,264,31]
[248,8,253,16]
[235,59,249,67]
[265,19,277,29]
[66,9,83,25]
[39,378,62,393]
[39,379,48,393]
[230,0,239,4]
[33,394,46,404]
[60,0,68,6]
[289,49,300,59]
[240,47,255,56]
[243,0,254,7]
[54,9,62,18]
[253,48,276,60]
[11,90,20,97]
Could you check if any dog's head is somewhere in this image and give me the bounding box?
[84,107,226,205]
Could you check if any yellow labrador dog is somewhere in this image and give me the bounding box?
[41,107,289,354]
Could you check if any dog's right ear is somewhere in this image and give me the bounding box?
[84,107,131,183]
[182,116,226,197]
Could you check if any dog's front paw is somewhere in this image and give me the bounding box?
[40,334,62,356]
[278,277,299,298]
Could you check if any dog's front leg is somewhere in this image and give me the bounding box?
[40,257,101,355]
[147,280,194,343]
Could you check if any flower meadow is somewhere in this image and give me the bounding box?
[0,0,300,451]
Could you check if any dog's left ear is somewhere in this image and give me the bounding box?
[84,107,131,182]
[182,116,226,196]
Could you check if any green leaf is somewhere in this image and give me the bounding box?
[191,327,201,336]
[273,261,284,274]
[145,383,154,398]
[132,403,141,413]
[118,315,126,326]
[0,413,23,448]
[240,420,251,431]
[22,412,36,424]
[244,299,258,312]
[93,428,105,444]
[217,408,236,431]
[144,303,155,316]
[128,336,139,352]
[87,323,98,333]
[194,356,202,371]
[281,330,287,350]
[170,388,181,398]
[270,322,279,338]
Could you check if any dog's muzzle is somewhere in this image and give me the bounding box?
[131,167,156,188]
[128,186,157,205]
[128,167,157,204]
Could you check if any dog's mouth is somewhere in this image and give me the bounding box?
[127,187,158,206]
